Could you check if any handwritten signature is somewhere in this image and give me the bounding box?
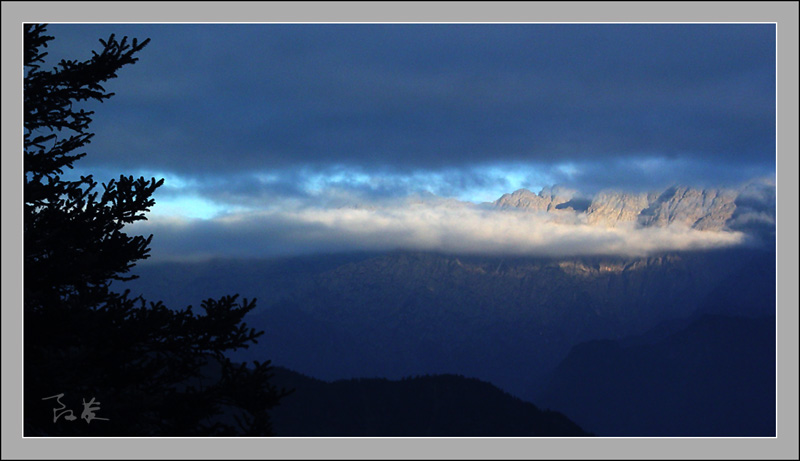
[41,393,109,424]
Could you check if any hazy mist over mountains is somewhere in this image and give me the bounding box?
[124,180,777,436]
[134,178,775,262]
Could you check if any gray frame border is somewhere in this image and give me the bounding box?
[2,2,797,459]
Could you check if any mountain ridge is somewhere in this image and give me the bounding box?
[491,180,774,234]
[537,313,776,436]
[213,247,773,402]
[267,366,591,437]
[123,245,776,436]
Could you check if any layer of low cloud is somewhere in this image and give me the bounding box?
[130,199,748,262]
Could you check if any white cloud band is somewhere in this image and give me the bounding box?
[131,200,748,262]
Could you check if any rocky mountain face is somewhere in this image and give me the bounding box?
[585,191,654,226]
[494,182,772,232]
[495,186,582,212]
[637,186,738,230]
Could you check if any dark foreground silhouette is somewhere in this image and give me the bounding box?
[24,24,289,436]
[267,368,590,437]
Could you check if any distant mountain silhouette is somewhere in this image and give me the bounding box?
[125,247,776,436]
[128,247,774,405]
[267,367,590,437]
[231,249,773,400]
[537,313,776,436]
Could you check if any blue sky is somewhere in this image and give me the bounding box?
[36,23,777,259]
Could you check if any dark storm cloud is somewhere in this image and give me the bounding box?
[44,23,776,185]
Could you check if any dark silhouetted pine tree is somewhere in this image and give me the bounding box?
[24,23,291,436]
